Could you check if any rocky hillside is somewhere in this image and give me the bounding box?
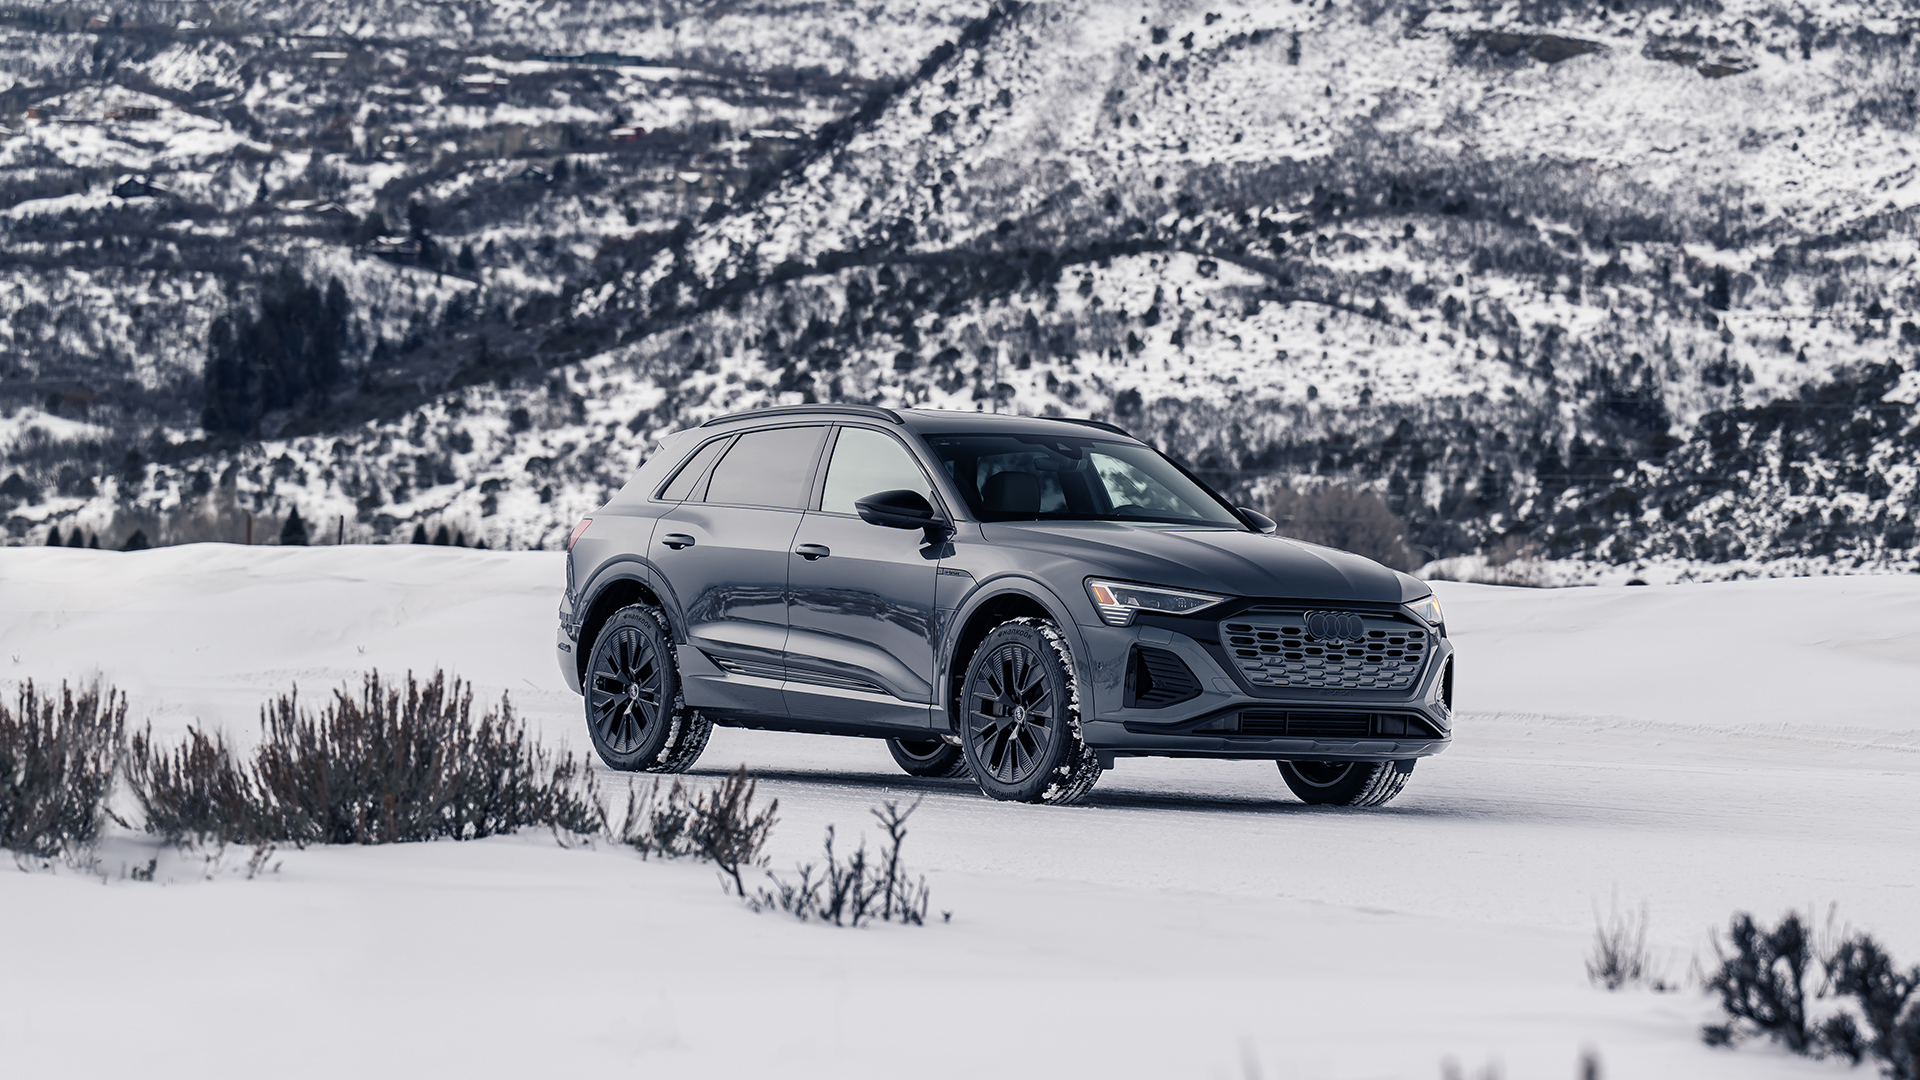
[3,0,1917,577]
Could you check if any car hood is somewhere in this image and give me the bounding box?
[979,521,1427,604]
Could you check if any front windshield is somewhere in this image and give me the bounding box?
[922,432,1246,529]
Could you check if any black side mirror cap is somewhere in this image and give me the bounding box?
[1237,507,1278,534]
[856,489,946,533]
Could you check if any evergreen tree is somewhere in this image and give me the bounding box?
[122,529,151,551]
[67,530,85,548]
[88,534,99,549]
[46,525,62,546]
[432,525,451,546]
[280,506,310,546]
[410,524,430,544]
[202,267,354,435]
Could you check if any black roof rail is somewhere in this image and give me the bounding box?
[1053,416,1136,438]
[700,403,903,427]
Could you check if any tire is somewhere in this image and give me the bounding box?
[887,737,971,778]
[583,604,712,773]
[1277,759,1414,807]
[957,617,1101,805]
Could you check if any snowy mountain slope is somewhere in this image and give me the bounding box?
[5,545,1919,1077]
[3,0,1918,574]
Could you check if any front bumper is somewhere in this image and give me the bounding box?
[1074,611,1455,763]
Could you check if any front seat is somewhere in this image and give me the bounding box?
[981,471,1041,514]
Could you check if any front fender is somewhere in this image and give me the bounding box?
[935,573,1097,733]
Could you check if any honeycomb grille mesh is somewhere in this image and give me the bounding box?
[1222,611,1429,690]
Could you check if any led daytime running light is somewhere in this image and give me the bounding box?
[1084,579,1228,627]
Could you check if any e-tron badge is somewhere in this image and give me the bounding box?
[1303,611,1367,644]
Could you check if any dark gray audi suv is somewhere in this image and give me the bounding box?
[557,405,1453,806]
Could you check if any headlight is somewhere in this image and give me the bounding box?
[1084,579,1228,627]
[1405,593,1444,629]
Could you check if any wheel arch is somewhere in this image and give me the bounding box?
[575,570,665,686]
[938,578,1091,733]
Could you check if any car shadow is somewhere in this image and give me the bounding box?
[596,762,1489,820]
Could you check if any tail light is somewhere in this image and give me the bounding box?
[567,518,592,552]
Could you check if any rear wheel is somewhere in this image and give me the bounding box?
[958,618,1101,805]
[886,737,970,778]
[1277,759,1414,807]
[584,605,711,773]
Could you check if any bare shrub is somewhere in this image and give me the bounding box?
[127,671,601,845]
[612,766,779,896]
[1265,484,1418,570]
[749,799,933,927]
[127,726,265,844]
[1586,898,1670,991]
[0,681,126,857]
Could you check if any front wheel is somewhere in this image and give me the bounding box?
[957,618,1101,805]
[584,605,711,773]
[1277,759,1414,807]
[886,738,970,778]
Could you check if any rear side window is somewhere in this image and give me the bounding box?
[658,436,731,502]
[702,426,827,509]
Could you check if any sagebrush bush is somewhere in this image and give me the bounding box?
[129,671,601,845]
[0,681,126,857]
[749,799,933,927]
[612,766,778,894]
[1705,909,1920,1080]
[1704,911,1816,1051]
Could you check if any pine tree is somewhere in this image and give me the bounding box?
[46,525,62,546]
[122,529,151,551]
[67,530,85,548]
[280,506,310,546]
[432,525,451,546]
[410,524,430,544]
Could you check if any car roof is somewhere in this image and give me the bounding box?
[696,404,1141,442]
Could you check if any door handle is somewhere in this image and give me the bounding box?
[794,543,831,561]
[662,533,696,550]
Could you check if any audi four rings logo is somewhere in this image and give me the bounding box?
[1303,611,1367,643]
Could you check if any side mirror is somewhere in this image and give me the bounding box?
[1237,507,1278,535]
[856,489,948,535]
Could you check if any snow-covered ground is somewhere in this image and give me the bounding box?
[3,546,1917,1078]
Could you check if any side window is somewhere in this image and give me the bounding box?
[657,436,731,502]
[977,454,1069,513]
[701,426,827,509]
[820,428,936,514]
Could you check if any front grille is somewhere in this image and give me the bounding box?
[1222,611,1429,691]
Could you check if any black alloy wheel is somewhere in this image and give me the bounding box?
[958,618,1100,804]
[584,605,710,772]
[1277,758,1414,807]
[885,737,970,778]
[968,641,1057,784]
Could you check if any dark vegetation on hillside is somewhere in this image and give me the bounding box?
[2,0,1916,567]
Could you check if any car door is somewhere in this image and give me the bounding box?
[783,424,947,729]
[650,424,828,719]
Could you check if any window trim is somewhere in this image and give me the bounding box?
[690,423,831,511]
[812,423,952,519]
[652,433,736,503]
